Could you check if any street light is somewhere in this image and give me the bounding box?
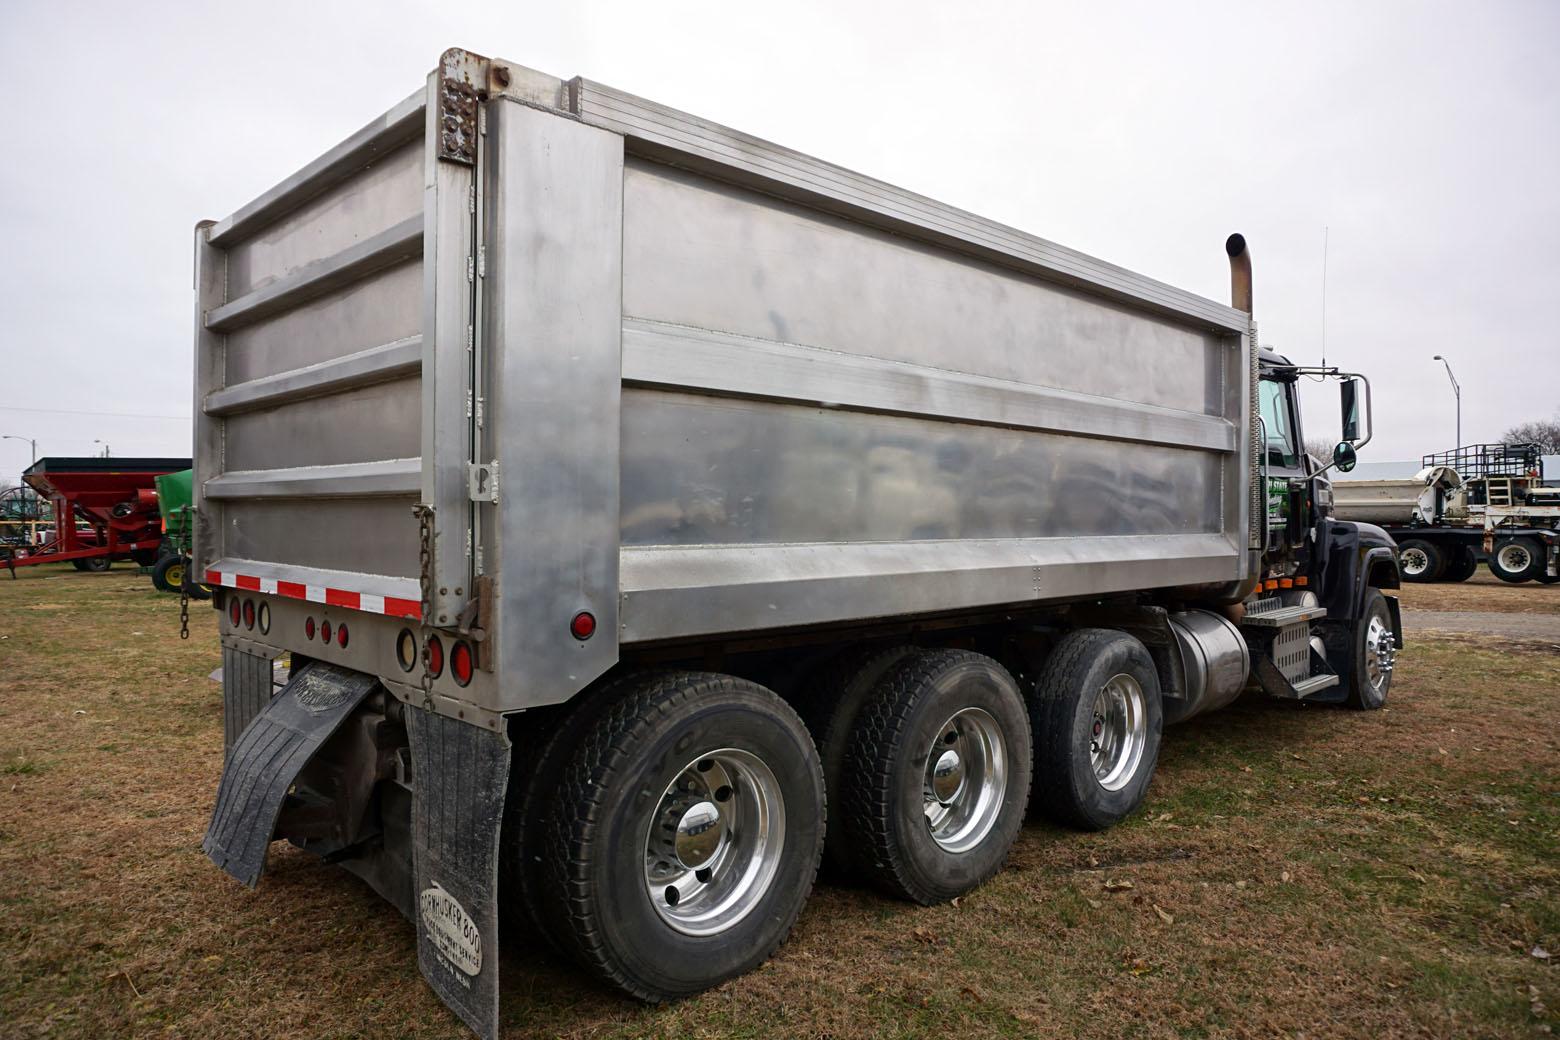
[2,434,37,464]
[1432,355,1461,448]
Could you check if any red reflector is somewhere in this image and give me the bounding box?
[243,599,255,630]
[337,622,349,648]
[321,620,332,645]
[304,616,315,640]
[451,641,474,686]
[426,635,445,678]
[570,611,597,641]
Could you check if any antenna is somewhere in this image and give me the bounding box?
[1320,226,1329,370]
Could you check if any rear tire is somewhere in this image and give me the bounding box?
[792,645,918,881]
[840,649,1032,905]
[1438,546,1478,582]
[1396,539,1444,583]
[1029,629,1162,832]
[1490,538,1541,583]
[539,672,824,1001]
[79,557,110,573]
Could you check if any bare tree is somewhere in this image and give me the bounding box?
[1501,419,1560,455]
[1304,438,1335,463]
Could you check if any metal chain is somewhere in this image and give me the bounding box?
[412,503,437,711]
[177,504,196,640]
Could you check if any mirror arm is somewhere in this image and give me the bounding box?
[1306,371,1374,482]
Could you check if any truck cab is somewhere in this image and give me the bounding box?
[1248,347,1402,707]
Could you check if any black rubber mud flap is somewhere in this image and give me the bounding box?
[203,662,379,887]
[407,708,511,1040]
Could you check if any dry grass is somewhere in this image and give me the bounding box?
[1396,571,1560,615]
[1,565,1556,1039]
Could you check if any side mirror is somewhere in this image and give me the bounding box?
[1333,441,1358,473]
[1340,378,1361,442]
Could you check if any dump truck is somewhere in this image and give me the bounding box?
[192,49,1402,1038]
[1333,443,1559,583]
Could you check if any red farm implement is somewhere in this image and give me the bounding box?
[2,457,191,576]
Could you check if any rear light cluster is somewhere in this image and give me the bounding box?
[226,595,271,635]
[396,629,475,687]
[296,613,348,648]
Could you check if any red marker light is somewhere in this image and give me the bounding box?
[570,611,597,641]
[451,641,474,686]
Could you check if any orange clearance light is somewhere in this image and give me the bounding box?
[1279,578,1294,589]
[1295,575,1309,587]
[570,611,597,641]
[451,641,474,686]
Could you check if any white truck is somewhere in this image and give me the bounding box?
[193,49,1402,1038]
[1333,443,1559,583]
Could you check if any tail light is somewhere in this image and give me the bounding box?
[257,602,271,635]
[425,635,445,678]
[229,599,241,627]
[570,611,597,641]
[320,620,332,645]
[451,641,474,686]
[336,622,349,648]
[242,600,255,630]
[304,616,316,640]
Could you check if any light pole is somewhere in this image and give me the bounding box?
[2,434,37,464]
[1432,355,1460,448]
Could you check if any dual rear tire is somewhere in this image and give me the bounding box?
[506,633,1164,1000]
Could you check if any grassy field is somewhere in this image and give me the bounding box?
[1,564,1556,1039]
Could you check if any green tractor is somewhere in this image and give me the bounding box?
[150,469,210,599]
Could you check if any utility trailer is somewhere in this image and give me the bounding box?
[193,49,1402,1038]
[1333,442,1559,584]
[2,457,189,576]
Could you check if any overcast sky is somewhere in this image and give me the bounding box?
[2,0,1557,486]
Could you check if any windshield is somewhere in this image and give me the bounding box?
[1258,378,1299,469]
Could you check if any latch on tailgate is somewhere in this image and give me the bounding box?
[468,460,499,503]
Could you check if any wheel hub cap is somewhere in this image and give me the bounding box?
[1091,674,1147,792]
[1364,615,1396,690]
[643,748,784,936]
[922,708,1006,854]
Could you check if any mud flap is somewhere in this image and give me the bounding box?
[407,708,511,1040]
[203,662,379,887]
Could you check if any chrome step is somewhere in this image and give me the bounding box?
[1239,604,1329,629]
[1289,673,1341,697]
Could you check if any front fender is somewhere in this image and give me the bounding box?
[1320,520,1400,621]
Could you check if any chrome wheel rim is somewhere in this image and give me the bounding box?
[1091,674,1147,792]
[1363,614,1395,691]
[922,707,1006,853]
[643,748,784,937]
[1496,543,1531,574]
[1400,547,1429,577]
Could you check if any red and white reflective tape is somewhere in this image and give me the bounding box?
[204,569,421,620]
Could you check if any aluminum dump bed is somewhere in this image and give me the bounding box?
[194,49,1255,718]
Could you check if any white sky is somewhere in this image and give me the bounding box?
[2,0,1557,485]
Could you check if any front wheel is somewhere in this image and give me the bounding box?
[1029,629,1163,831]
[1397,539,1444,583]
[151,554,184,593]
[538,672,824,1002]
[1345,589,1396,709]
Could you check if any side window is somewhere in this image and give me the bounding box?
[1258,379,1299,469]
